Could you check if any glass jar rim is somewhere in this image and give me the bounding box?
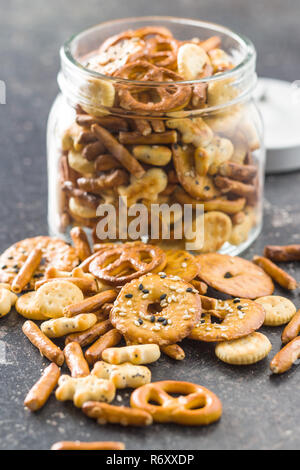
[61,16,256,86]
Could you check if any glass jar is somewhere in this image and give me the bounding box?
[47,16,265,255]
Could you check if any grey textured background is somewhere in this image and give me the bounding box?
[0,0,300,450]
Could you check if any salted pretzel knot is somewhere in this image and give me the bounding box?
[115,61,192,112]
[89,243,166,286]
[130,380,222,426]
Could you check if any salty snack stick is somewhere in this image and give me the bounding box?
[22,321,64,366]
[77,170,128,194]
[55,375,115,407]
[214,175,256,199]
[264,244,300,262]
[64,290,117,318]
[11,247,42,293]
[110,274,201,346]
[76,113,129,131]
[92,124,145,178]
[255,296,296,327]
[85,329,122,366]
[131,380,222,426]
[16,292,47,320]
[51,441,125,451]
[64,342,90,378]
[82,401,153,427]
[41,314,98,338]
[102,344,160,365]
[215,332,272,365]
[35,276,98,295]
[118,130,177,145]
[35,280,84,319]
[218,161,257,182]
[0,287,17,318]
[253,255,297,290]
[270,337,300,374]
[196,253,274,299]
[70,227,92,262]
[161,344,185,361]
[92,361,151,388]
[282,310,300,344]
[65,319,112,347]
[24,363,61,411]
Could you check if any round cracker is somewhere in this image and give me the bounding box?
[163,250,199,282]
[0,236,79,290]
[255,296,297,326]
[35,280,84,319]
[215,332,272,365]
[15,292,48,320]
[196,253,274,299]
[189,298,265,342]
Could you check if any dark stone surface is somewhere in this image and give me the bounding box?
[0,0,300,450]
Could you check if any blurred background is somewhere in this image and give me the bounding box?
[0,0,299,244]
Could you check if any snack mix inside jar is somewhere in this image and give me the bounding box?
[47,17,265,255]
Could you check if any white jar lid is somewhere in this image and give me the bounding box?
[254,77,300,173]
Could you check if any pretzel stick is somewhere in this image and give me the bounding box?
[85,329,122,365]
[62,181,100,209]
[199,35,221,51]
[134,119,152,136]
[95,154,122,171]
[51,441,125,451]
[264,245,300,262]
[151,119,166,133]
[24,363,60,411]
[76,114,128,131]
[119,130,177,145]
[270,337,300,374]
[82,401,153,427]
[161,344,185,361]
[70,227,92,262]
[77,169,129,194]
[82,141,106,161]
[11,248,42,293]
[22,321,64,366]
[64,342,90,378]
[59,155,79,184]
[214,175,256,199]
[64,290,117,317]
[35,277,98,295]
[253,256,297,290]
[92,124,145,178]
[65,319,112,347]
[76,130,98,145]
[282,310,300,344]
[218,162,257,182]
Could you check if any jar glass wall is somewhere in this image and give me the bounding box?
[47,17,265,255]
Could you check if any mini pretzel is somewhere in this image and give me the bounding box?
[161,344,185,361]
[77,169,129,194]
[282,310,300,344]
[196,253,274,299]
[92,361,151,388]
[52,441,125,451]
[85,328,122,366]
[89,244,167,286]
[131,35,179,70]
[253,256,297,291]
[24,363,61,412]
[70,227,92,262]
[22,321,64,366]
[55,375,115,408]
[270,337,300,374]
[11,247,42,294]
[175,187,246,214]
[130,380,222,426]
[189,298,265,342]
[163,250,199,282]
[65,319,112,347]
[214,175,257,201]
[82,401,153,427]
[218,162,257,182]
[0,287,17,318]
[264,245,300,262]
[92,124,145,178]
[64,342,90,378]
[64,290,117,317]
[172,144,219,200]
[110,274,201,346]
[102,344,161,365]
[119,130,177,145]
[62,181,100,208]
[115,61,191,112]
[41,314,98,338]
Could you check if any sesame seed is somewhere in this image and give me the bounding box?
[125,294,133,299]
[150,316,156,323]
[139,284,144,290]
[142,289,150,294]
[186,287,193,293]
[160,294,167,301]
